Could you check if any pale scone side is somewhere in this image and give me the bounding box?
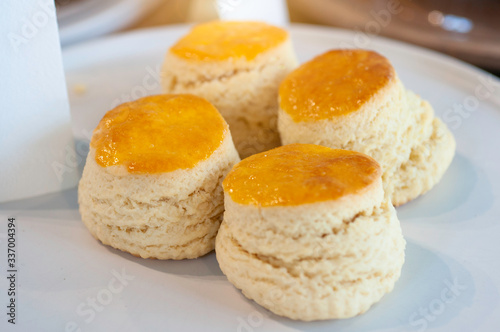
[392,117,456,205]
[79,134,240,259]
[216,177,406,320]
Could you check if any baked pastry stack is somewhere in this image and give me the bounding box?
[278,49,455,205]
[161,20,298,158]
[78,94,240,259]
[216,144,405,320]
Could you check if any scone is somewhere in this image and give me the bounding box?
[216,144,406,321]
[78,94,240,259]
[161,20,298,158]
[278,49,455,206]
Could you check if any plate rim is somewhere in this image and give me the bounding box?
[62,22,500,94]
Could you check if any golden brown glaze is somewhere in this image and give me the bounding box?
[90,94,227,173]
[170,21,288,61]
[223,144,381,207]
[279,49,395,121]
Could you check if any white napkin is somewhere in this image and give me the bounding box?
[215,0,289,26]
[0,0,79,202]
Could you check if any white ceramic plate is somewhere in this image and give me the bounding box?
[57,0,163,46]
[2,24,500,331]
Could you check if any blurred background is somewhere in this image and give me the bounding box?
[56,0,500,74]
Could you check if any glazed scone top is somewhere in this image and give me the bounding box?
[90,94,227,174]
[223,144,381,207]
[170,21,288,61]
[279,49,395,122]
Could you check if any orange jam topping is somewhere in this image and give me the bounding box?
[90,94,227,173]
[279,49,395,121]
[223,144,381,207]
[170,21,288,61]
